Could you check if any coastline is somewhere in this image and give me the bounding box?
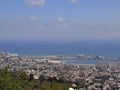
[0,40,120,58]
[0,51,120,64]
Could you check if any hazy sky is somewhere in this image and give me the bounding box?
[0,0,120,41]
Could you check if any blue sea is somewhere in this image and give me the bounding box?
[0,40,120,64]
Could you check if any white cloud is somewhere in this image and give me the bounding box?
[29,16,38,21]
[57,17,69,27]
[25,0,45,6]
[70,0,78,3]
[57,17,64,23]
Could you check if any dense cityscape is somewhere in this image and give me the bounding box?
[1,0,120,90]
[0,52,120,90]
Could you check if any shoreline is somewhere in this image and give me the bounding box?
[0,51,120,65]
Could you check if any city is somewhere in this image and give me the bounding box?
[0,52,120,90]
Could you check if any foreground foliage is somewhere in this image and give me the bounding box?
[0,68,69,90]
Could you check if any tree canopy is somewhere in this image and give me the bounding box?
[0,68,69,90]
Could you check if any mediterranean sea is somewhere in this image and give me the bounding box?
[0,40,120,64]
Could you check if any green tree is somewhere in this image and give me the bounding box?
[39,82,51,90]
[0,68,70,90]
[16,70,28,80]
[51,81,69,90]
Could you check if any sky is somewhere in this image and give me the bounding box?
[0,0,120,41]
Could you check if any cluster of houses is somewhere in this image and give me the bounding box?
[0,52,120,90]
